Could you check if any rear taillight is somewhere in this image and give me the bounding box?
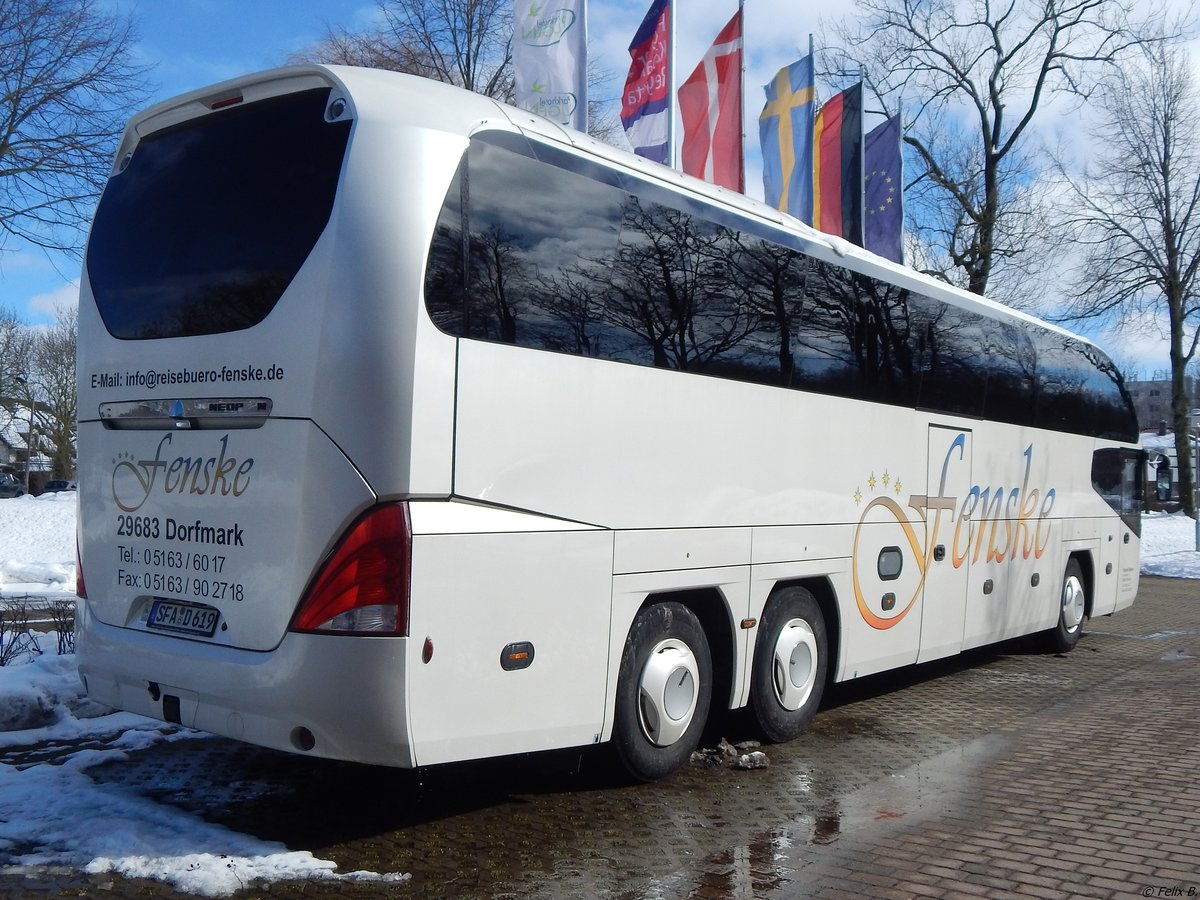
[291,503,411,635]
[76,541,87,599]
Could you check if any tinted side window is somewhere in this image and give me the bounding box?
[1092,448,1145,535]
[87,89,351,339]
[424,132,1138,442]
[427,137,627,356]
[1031,332,1137,441]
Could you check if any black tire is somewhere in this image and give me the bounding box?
[1046,558,1087,653]
[612,601,712,782]
[749,586,828,743]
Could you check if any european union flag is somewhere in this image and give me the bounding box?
[864,114,903,263]
[759,55,814,224]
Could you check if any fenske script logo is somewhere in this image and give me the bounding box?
[850,436,1057,630]
[112,434,254,512]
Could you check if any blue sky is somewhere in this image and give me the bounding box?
[0,0,1175,375]
[3,0,378,325]
[2,0,834,329]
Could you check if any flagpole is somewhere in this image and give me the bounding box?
[898,101,905,264]
[580,0,589,133]
[807,33,815,225]
[668,0,677,168]
[858,68,865,248]
[738,0,745,193]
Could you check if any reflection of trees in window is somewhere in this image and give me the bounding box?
[726,236,808,386]
[602,199,755,371]
[1035,334,1095,433]
[982,319,1037,426]
[425,163,468,334]
[470,223,528,344]
[802,261,917,403]
[1087,346,1136,441]
[1033,334,1135,439]
[530,266,608,357]
[420,132,1138,443]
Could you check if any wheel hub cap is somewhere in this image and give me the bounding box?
[638,638,700,747]
[1062,576,1085,633]
[773,618,817,711]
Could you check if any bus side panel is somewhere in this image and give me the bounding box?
[1093,520,1122,618]
[314,126,465,496]
[451,338,910,531]
[405,529,613,766]
[1115,531,1141,612]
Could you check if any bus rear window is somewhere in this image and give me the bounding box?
[86,88,351,340]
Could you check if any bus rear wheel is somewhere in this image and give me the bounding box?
[749,586,827,743]
[613,601,712,782]
[1046,559,1087,653]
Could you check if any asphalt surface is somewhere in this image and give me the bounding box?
[0,575,1196,899]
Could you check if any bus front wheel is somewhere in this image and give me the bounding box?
[613,601,712,782]
[1046,559,1087,653]
[749,586,827,743]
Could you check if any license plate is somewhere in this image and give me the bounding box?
[147,599,220,637]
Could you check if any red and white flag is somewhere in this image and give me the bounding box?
[678,8,744,191]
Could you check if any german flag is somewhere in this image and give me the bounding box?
[813,83,863,244]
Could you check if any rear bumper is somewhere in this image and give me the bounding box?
[75,598,414,767]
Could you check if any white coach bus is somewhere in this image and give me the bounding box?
[76,65,1143,781]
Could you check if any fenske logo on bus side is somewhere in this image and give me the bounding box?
[111,433,253,513]
[850,434,1057,630]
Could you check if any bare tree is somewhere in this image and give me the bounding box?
[0,306,32,402]
[0,306,33,480]
[0,0,151,256]
[291,0,511,97]
[376,0,513,97]
[1055,42,1200,515]
[824,0,1173,302]
[29,305,77,478]
[291,0,621,142]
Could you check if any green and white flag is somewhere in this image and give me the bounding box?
[513,0,587,132]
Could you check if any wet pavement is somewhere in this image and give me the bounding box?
[2,575,1198,898]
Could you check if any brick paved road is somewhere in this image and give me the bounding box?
[641,574,1200,900]
[1,575,1196,899]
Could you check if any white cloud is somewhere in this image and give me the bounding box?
[28,280,79,320]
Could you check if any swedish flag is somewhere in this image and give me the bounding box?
[759,55,815,224]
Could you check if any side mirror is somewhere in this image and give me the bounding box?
[1156,460,1172,502]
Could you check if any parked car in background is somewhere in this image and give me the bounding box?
[40,480,78,494]
[0,473,25,498]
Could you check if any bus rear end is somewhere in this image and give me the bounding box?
[75,67,457,766]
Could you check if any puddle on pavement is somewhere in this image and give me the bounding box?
[635,732,1013,900]
[808,712,881,738]
[56,685,1010,898]
[1161,647,1196,661]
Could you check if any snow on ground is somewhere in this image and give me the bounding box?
[1140,510,1200,578]
[0,492,76,594]
[0,495,1195,895]
[0,496,409,895]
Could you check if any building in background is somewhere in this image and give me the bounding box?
[1128,375,1198,434]
[0,400,53,493]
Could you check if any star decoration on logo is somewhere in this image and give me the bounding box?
[856,469,904,506]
